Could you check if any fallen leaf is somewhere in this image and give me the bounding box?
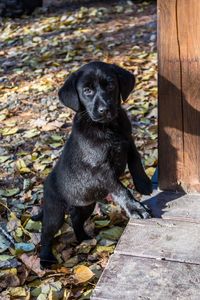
[1,127,18,136]
[0,269,20,291]
[8,286,27,297]
[15,242,35,253]
[95,245,115,254]
[0,156,10,163]
[20,254,45,277]
[94,220,110,228]
[98,226,123,241]
[0,257,20,269]
[24,128,40,138]
[25,219,42,232]
[74,265,94,284]
[16,158,31,174]
[0,188,20,197]
[0,233,11,253]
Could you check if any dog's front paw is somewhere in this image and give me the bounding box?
[40,252,57,269]
[134,175,152,195]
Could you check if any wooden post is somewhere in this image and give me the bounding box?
[158,0,200,192]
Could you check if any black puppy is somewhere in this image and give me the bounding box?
[33,61,152,268]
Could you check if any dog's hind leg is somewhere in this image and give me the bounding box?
[69,203,95,243]
[40,200,65,268]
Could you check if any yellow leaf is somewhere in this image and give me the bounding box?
[145,167,156,178]
[74,265,94,284]
[1,127,18,136]
[16,159,31,174]
[9,287,27,297]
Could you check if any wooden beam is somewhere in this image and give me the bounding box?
[158,0,200,192]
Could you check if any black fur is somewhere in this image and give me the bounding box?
[33,61,152,268]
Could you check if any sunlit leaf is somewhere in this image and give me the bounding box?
[1,127,18,136]
[74,265,94,284]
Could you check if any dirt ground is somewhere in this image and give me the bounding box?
[0,1,157,299]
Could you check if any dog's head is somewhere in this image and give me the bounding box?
[59,61,135,123]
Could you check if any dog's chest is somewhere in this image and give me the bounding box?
[80,130,128,169]
[108,132,129,173]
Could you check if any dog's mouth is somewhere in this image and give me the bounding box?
[91,113,117,123]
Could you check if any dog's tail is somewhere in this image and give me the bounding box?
[31,210,43,222]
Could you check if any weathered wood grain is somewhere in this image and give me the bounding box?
[158,0,183,191]
[158,0,200,192]
[176,0,200,192]
[116,218,200,264]
[92,254,200,300]
[92,193,200,299]
[143,190,200,222]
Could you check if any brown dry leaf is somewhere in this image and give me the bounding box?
[74,265,94,284]
[20,254,45,277]
[41,121,64,132]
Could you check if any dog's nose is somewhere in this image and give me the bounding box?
[98,106,109,116]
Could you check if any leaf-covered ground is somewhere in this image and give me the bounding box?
[0,1,157,299]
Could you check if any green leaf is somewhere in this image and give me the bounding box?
[94,219,110,228]
[0,156,10,163]
[0,254,14,261]
[51,134,63,142]
[25,219,42,232]
[30,287,42,297]
[24,129,40,138]
[49,142,63,148]
[0,188,20,197]
[98,226,124,241]
[95,245,115,254]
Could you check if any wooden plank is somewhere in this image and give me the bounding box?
[92,254,200,300]
[143,191,200,222]
[158,0,200,192]
[177,0,200,192]
[116,218,200,264]
[158,0,183,191]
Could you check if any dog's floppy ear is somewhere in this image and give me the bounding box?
[58,71,80,111]
[112,64,135,101]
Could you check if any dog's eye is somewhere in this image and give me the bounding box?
[83,87,93,95]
